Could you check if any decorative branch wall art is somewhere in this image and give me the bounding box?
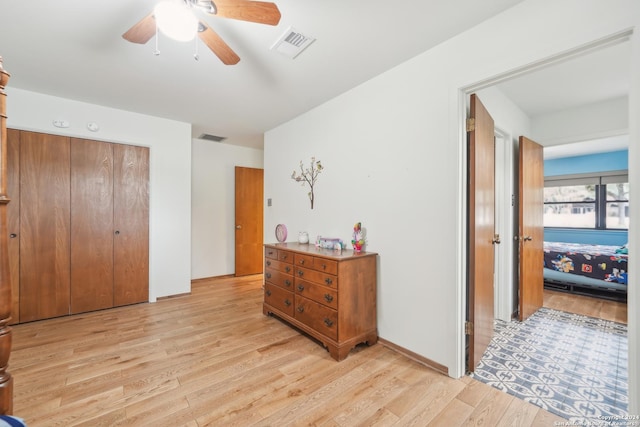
[291,156,323,209]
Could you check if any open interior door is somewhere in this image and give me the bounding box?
[467,94,496,372]
[234,166,264,276]
[518,136,544,320]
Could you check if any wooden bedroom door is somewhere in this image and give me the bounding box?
[518,136,544,321]
[70,139,150,312]
[234,166,264,276]
[19,131,71,322]
[467,94,496,371]
[70,138,114,314]
[113,143,149,306]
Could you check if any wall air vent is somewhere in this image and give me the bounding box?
[198,133,227,142]
[270,26,315,59]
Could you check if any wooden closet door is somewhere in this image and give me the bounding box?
[70,138,114,314]
[113,144,149,306]
[19,131,71,322]
[6,129,20,323]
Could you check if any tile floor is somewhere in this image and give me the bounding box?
[472,307,628,424]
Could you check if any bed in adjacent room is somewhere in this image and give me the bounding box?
[543,241,628,301]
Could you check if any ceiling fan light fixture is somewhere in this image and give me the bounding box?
[154,1,198,42]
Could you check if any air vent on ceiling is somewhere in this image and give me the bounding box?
[270,26,315,59]
[198,133,227,142]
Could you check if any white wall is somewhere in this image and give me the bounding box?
[264,2,639,409]
[191,140,263,279]
[6,88,192,301]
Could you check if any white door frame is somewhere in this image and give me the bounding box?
[494,128,516,322]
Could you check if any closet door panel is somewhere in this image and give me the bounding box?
[19,131,71,322]
[113,144,149,306]
[70,138,114,314]
[7,129,20,323]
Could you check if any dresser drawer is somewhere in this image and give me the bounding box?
[294,254,338,275]
[265,247,278,260]
[313,258,338,275]
[295,266,337,288]
[278,250,294,264]
[265,259,294,275]
[295,279,338,310]
[264,283,294,317]
[294,295,338,341]
[294,253,314,268]
[264,268,294,290]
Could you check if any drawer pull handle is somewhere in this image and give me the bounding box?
[285,280,292,287]
[298,270,304,277]
[283,254,288,259]
[325,278,333,285]
[324,318,334,327]
[324,294,333,303]
[285,266,291,273]
[266,273,272,279]
[266,260,271,266]
[284,299,291,306]
[297,285,305,292]
[322,264,327,270]
[299,259,305,265]
[265,290,272,296]
[297,306,304,313]
[268,251,274,255]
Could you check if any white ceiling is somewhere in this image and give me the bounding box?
[543,135,629,160]
[496,41,630,117]
[0,0,629,155]
[494,40,631,159]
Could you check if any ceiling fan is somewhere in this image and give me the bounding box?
[122,0,281,65]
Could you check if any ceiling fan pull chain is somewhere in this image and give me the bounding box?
[154,25,160,56]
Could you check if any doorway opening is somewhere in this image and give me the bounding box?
[461,31,633,420]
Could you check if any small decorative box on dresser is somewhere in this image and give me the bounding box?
[263,242,378,361]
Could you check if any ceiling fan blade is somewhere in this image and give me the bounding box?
[198,23,240,65]
[122,13,156,44]
[212,0,281,26]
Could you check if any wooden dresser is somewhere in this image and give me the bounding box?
[263,242,378,360]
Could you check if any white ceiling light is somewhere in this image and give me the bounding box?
[154,1,198,42]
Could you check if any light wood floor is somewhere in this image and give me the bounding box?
[11,275,566,426]
[543,288,627,324]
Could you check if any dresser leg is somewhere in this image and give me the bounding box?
[337,346,352,361]
[326,344,353,361]
[327,345,340,360]
[365,332,378,346]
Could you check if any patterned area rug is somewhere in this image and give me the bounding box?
[472,307,629,424]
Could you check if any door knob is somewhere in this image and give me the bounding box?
[492,234,501,245]
[524,235,532,241]
[9,233,17,239]
[236,225,242,229]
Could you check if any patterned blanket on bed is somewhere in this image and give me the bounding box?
[543,241,628,285]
